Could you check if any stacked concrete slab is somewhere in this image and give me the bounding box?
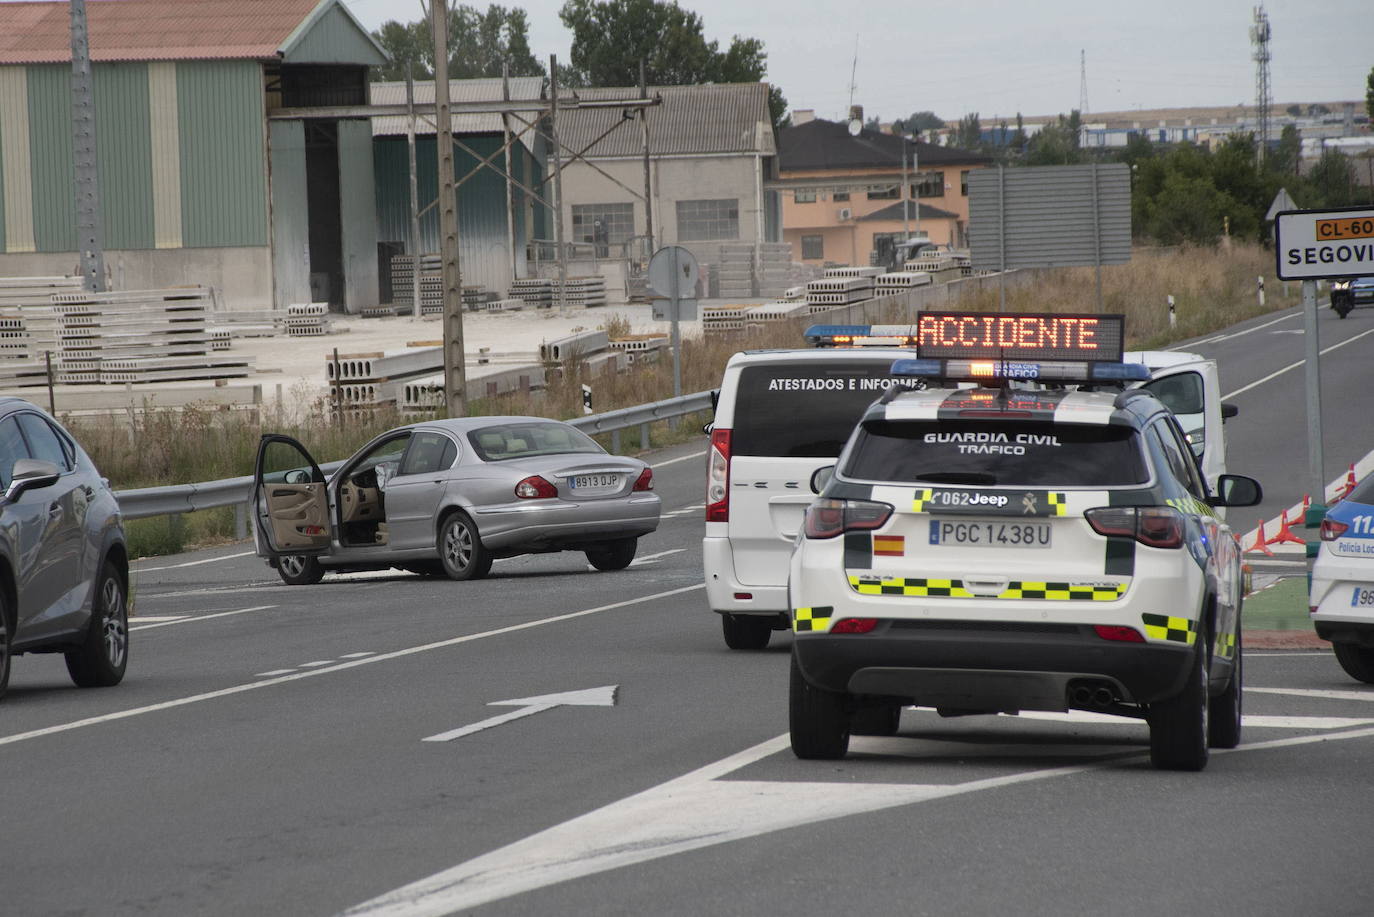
[806,273,876,307]
[285,302,330,337]
[876,271,933,293]
[717,243,755,299]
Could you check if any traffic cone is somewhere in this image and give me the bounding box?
[1245,519,1275,556]
[1336,465,1358,502]
[1267,501,1307,546]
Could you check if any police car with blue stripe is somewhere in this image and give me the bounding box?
[787,313,1262,771]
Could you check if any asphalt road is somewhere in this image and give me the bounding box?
[4,303,1374,917]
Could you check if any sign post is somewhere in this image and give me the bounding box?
[1274,206,1374,503]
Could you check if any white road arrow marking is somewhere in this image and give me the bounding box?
[421,686,618,743]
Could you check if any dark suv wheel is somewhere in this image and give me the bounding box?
[65,562,129,688]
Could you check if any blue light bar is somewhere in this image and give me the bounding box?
[890,358,944,376]
[805,324,919,347]
[1090,362,1151,381]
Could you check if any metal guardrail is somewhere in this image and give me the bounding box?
[113,390,714,526]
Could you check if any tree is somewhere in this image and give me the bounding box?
[559,0,787,127]
[1285,103,1303,118]
[369,4,545,82]
[1269,124,1301,177]
[1308,149,1358,207]
[1367,65,1374,126]
[953,112,981,150]
[897,110,944,140]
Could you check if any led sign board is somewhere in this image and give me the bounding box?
[913,311,1125,363]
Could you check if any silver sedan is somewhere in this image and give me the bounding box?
[251,416,660,585]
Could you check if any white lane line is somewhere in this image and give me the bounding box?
[256,669,296,678]
[650,450,706,468]
[1175,310,1300,348]
[129,605,277,631]
[627,548,685,567]
[132,551,255,573]
[0,584,705,749]
[128,615,188,624]
[1251,652,1331,657]
[341,652,376,659]
[1222,326,1374,400]
[1010,710,1367,728]
[300,660,336,668]
[1250,686,1374,702]
[341,718,1374,917]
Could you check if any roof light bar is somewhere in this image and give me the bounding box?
[805,324,918,348]
[889,358,1150,383]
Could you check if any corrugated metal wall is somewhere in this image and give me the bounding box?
[373,134,542,298]
[176,60,268,248]
[337,119,379,311]
[26,65,76,253]
[968,164,1131,270]
[269,120,311,307]
[93,62,154,249]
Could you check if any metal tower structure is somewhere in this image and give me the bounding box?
[1251,5,1272,164]
[1079,49,1088,115]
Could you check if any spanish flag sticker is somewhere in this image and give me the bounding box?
[873,535,905,556]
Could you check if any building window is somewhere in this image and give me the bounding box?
[914,171,943,198]
[572,203,634,254]
[801,234,824,260]
[676,198,739,241]
[867,185,899,201]
[961,170,971,196]
[794,189,817,203]
[832,191,850,202]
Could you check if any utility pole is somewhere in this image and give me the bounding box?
[405,65,421,319]
[70,0,105,292]
[639,60,654,250]
[549,54,568,311]
[901,139,910,238]
[432,0,466,417]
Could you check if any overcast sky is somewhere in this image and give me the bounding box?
[344,0,1371,123]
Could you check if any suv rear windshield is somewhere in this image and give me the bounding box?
[733,361,917,457]
[844,419,1149,487]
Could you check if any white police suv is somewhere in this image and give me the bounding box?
[787,316,1262,771]
[1310,473,1374,682]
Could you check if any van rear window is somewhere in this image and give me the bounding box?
[732,362,915,457]
[844,419,1148,487]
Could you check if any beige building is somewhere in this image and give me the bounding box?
[775,114,991,266]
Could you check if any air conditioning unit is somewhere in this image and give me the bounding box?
[837,207,853,221]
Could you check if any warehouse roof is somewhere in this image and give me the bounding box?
[0,0,386,66]
[559,83,776,158]
[370,78,546,145]
[779,118,992,171]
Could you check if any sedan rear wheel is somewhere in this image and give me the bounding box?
[439,511,492,581]
[65,562,129,688]
[1333,643,1374,684]
[277,554,325,586]
[585,537,637,571]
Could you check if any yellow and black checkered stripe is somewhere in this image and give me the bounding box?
[911,488,935,513]
[1047,493,1068,516]
[1216,630,1237,659]
[848,576,1127,601]
[1141,613,1197,645]
[793,606,833,633]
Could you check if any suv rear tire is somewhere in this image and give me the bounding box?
[0,589,11,701]
[1333,643,1374,683]
[789,652,850,759]
[65,562,128,688]
[1148,628,1210,771]
[722,613,772,650]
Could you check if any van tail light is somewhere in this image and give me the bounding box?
[632,467,654,491]
[515,475,558,499]
[803,498,893,539]
[1320,518,1348,541]
[1085,506,1185,549]
[706,428,731,522]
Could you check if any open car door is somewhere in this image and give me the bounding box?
[253,434,331,557]
[1126,351,1236,493]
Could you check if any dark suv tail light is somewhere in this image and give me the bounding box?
[803,498,893,539]
[1085,506,1185,549]
[706,428,731,522]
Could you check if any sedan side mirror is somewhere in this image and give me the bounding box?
[5,458,61,503]
[1208,473,1262,508]
[810,465,835,494]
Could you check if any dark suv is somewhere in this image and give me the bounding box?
[0,399,129,700]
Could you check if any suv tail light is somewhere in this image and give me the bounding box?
[1320,518,1348,541]
[706,428,731,522]
[1085,506,1185,548]
[803,498,893,539]
[515,475,558,499]
[632,467,654,491]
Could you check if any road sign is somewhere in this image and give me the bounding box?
[1275,207,1374,280]
[1265,188,1298,222]
[647,245,699,321]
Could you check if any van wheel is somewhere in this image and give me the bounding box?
[722,613,771,650]
[65,563,129,688]
[278,554,324,586]
[1333,643,1374,683]
[1208,634,1243,749]
[1148,628,1210,771]
[789,652,850,759]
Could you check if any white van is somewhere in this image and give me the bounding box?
[703,337,1239,651]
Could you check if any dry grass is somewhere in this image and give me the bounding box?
[73,243,1287,556]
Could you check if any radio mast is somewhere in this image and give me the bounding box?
[1251,5,1272,164]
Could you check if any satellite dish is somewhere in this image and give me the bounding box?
[848,118,863,136]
